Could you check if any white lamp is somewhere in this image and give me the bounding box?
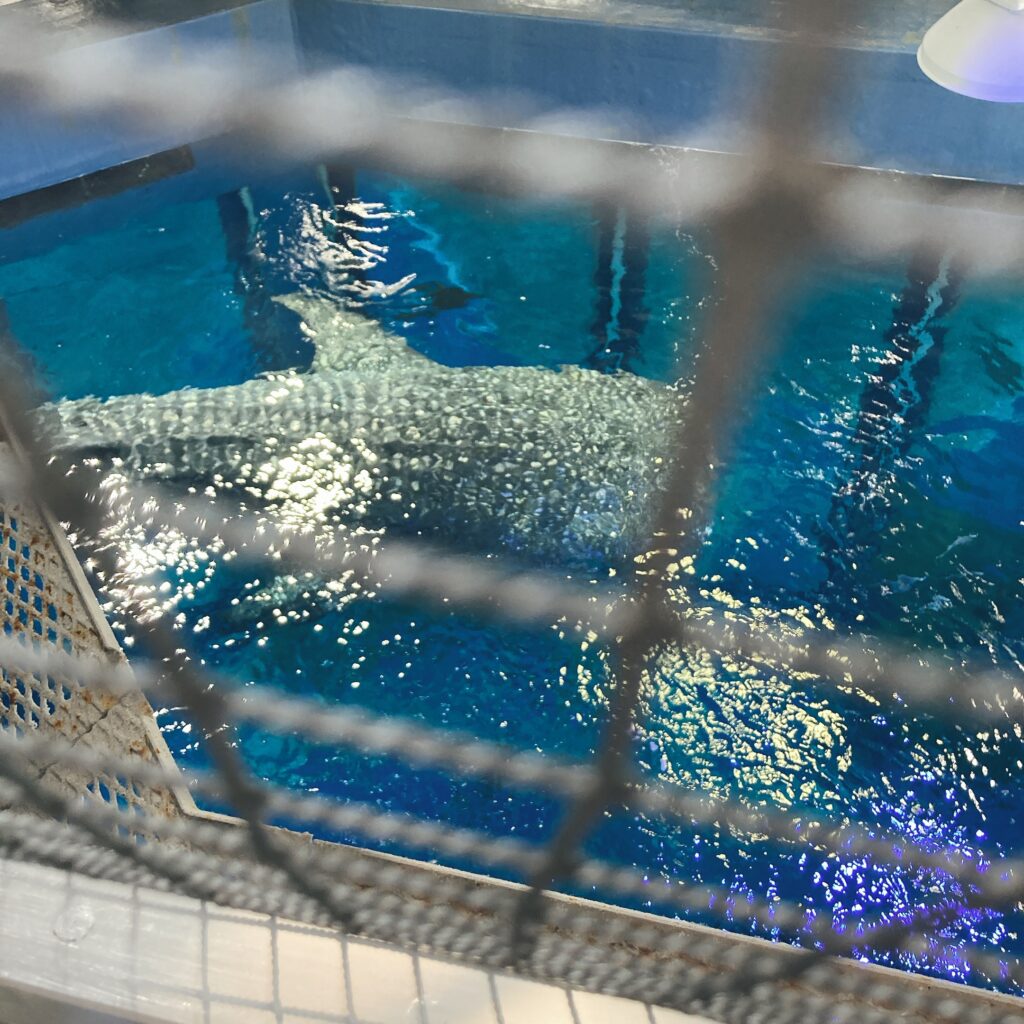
[918,0,1024,102]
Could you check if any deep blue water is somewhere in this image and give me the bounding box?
[3,159,1024,988]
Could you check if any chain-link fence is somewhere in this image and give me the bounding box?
[2,0,1024,1021]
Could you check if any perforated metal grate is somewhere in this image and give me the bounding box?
[2,481,113,733]
[0,434,188,832]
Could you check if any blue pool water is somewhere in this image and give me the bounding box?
[3,158,1024,988]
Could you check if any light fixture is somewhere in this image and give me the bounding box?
[918,0,1024,102]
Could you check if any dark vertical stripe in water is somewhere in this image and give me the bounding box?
[853,254,959,455]
[324,164,357,208]
[0,298,43,405]
[217,189,255,277]
[620,214,651,366]
[822,254,961,587]
[588,204,616,363]
[584,205,650,375]
[217,188,313,373]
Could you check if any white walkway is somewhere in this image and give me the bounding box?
[0,857,709,1024]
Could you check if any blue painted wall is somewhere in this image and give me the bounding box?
[295,1,761,145]
[0,0,299,202]
[294,0,1024,186]
[3,0,1024,199]
[840,47,1024,185]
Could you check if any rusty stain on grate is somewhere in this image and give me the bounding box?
[0,424,191,831]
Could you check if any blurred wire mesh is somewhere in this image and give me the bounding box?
[2,0,1024,1021]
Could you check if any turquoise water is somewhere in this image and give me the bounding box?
[3,161,1024,988]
